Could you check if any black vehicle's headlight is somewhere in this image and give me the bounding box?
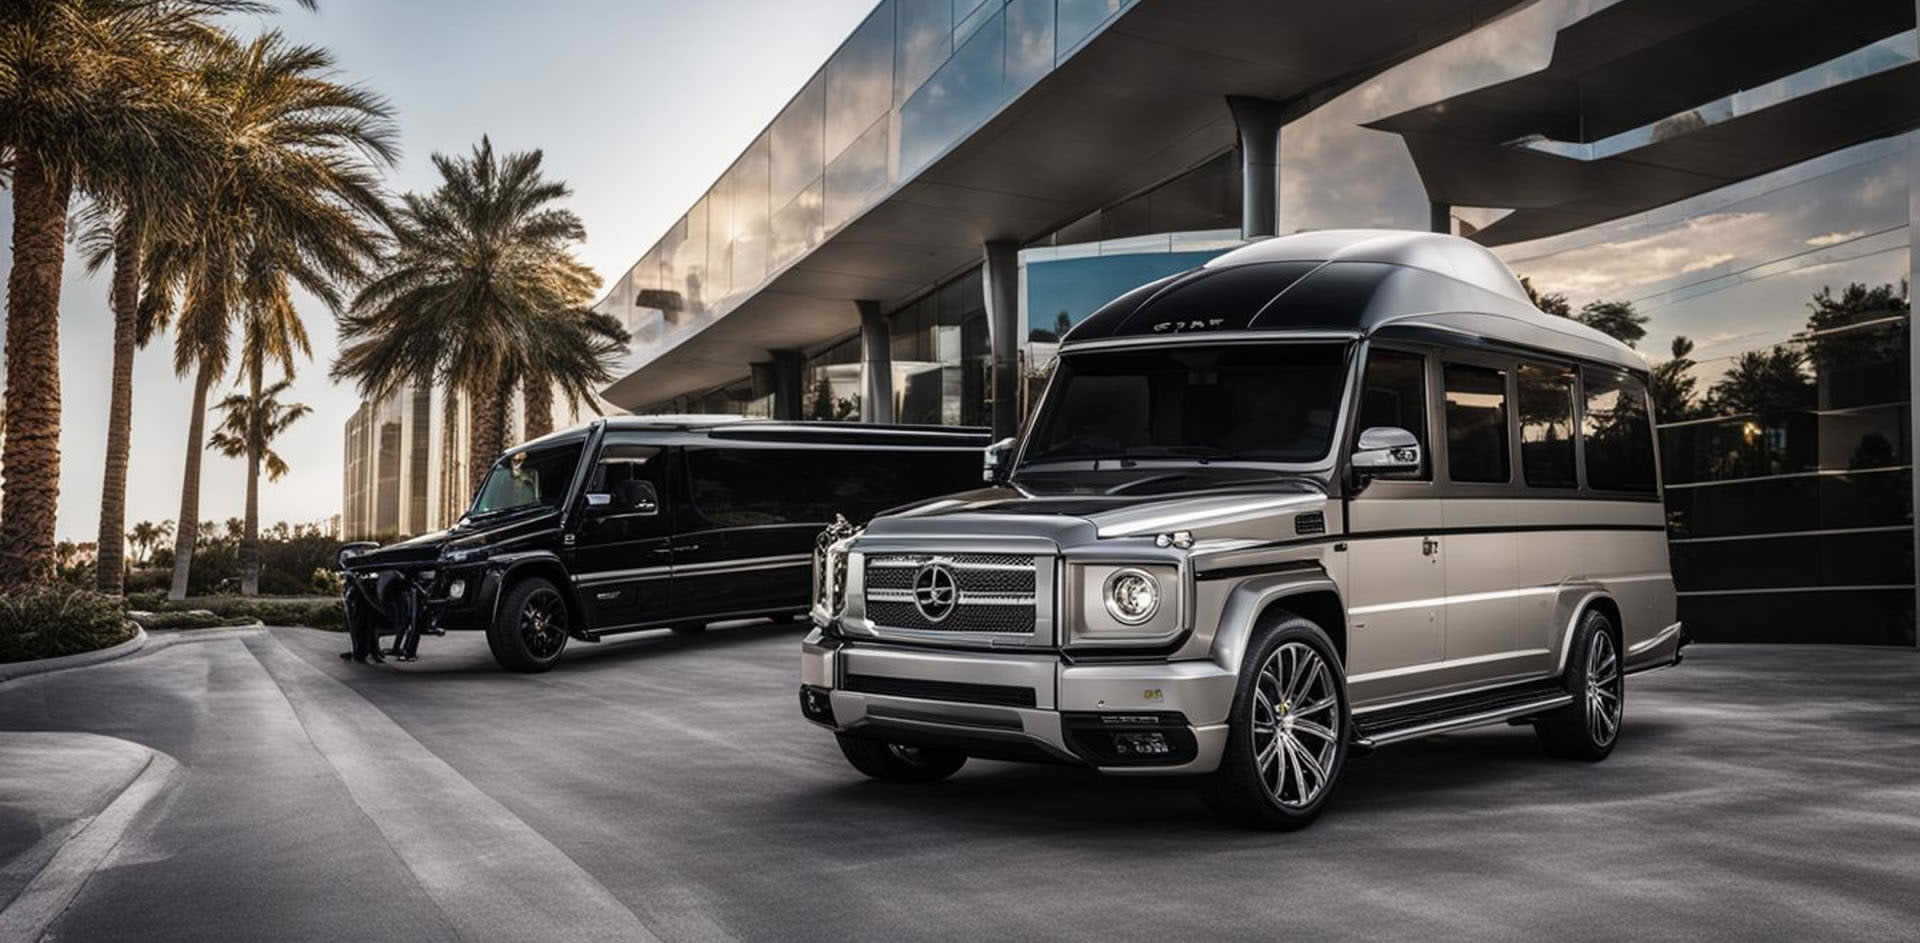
[1103,568,1161,625]
[337,541,379,570]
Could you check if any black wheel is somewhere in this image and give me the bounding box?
[836,734,967,783]
[487,577,570,673]
[1535,609,1623,760]
[1202,613,1349,830]
[670,622,706,636]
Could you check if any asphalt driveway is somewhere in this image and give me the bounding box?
[0,626,1915,942]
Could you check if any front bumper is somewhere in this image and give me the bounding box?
[800,628,1236,775]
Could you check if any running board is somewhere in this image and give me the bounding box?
[1352,690,1573,751]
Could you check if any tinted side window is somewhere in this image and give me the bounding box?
[1356,348,1428,480]
[1443,364,1510,484]
[685,447,979,528]
[1584,369,1658,493]
[1517,363,1577,488]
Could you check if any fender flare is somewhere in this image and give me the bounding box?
[1207,566,1345,674]
[1550,582,1617,677]
[481,551,581,626]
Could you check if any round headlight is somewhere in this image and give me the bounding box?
[1103,568,1160,625]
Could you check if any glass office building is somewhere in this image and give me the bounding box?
[592,0,1919,644]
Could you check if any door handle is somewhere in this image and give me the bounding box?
[1421,537,1440,557]
[675,544,700,553]
[651,546,673,554]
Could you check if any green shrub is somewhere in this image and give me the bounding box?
[0,586,138,664]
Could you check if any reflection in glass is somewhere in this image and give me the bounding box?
[706,165,733,305]
[825,116,889,231]
[771,180,824,269]
[900,8,1004,174]
[1005,0,1055,93]
[894,0,951,106]
[770,74,825,209]
[825,2,894,161]
[730,135,771,292]
[1517,363,1576,488]
[956,0,997,46]
[1056,0,1129,59]
[1444,364,1509,483]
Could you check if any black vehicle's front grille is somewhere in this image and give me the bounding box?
[863,553,1038,635]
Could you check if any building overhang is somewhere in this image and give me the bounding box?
[1365,0,1920,246]
[600,0,1525,410]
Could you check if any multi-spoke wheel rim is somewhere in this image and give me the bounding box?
[1251,641,1342,808]
[520,589,568,659]
[1586,630,1622,746]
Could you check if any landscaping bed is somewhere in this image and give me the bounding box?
[123,593,346,630]
[0,587,140,664]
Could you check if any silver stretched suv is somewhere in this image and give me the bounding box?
[799,230,1686,829]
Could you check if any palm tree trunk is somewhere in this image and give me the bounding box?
[95,218,143,595]
[440,386,462,523]
[466,377,506,500]
[167,364,215,601]
[522,377,554,440]
[239,358,263,596]
[0,152,75,591]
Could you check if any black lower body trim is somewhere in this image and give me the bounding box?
[844,674,1037,708]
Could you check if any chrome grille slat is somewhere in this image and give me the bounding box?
[863,552,1039,635]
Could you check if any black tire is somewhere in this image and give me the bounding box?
[1535,609,1623,760]
[670,622,706,636]
[486,576,571,673]
[1202,613,1350,831]
[836,734,967,783]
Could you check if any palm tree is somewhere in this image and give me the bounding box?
[333,138,623,497]
[142,31,395,599]
[128,520,160,564]
[0,0,264,589]
[208,377,313,589]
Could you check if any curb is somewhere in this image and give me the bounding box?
[0,746,181,941]
[0,626,149,684]
[0,622,266,684]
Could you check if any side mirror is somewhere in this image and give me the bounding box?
[983,437,1017,484]
[1352,426,1422,478]
[585,482,661,514]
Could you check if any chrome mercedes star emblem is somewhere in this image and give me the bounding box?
[911,561,959,622]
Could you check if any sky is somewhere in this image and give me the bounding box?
[0,0,877,541]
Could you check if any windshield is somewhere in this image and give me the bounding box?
[467,442,583,518]
[1020,343,1351,468]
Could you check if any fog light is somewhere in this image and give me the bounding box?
[447,580,466,600]
[1112,732,1170,756]
[799,685,836,725]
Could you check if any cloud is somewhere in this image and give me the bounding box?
[1805,230,1866,247]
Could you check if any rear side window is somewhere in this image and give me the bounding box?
[1443,364,1510,484]
[1583,369,1657,493]
[1517,363,1577,488]
[685,447,979,527]
[1356,349,1429,480]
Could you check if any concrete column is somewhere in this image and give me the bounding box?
[858,300,894,423]
[982,242,1021,439]
[770,350,804,421]
[1227,96,1285,239]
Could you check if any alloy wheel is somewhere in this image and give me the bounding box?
[1251,641,1342,808]
[520,588,568,659]
[1586,630,1622,746]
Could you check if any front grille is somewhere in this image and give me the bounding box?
[863,553,1038,635]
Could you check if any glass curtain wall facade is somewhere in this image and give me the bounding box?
[594,0,1140,384]
[1268,0,1916,644]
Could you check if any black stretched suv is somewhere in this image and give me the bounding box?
[337,417,988,672]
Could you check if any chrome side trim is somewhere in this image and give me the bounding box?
[1357,694,1574,748]
[1352,673,1555,716]
[674,554,812,576]
[1349,585,1558,616]
[573,565,672,586]
[1348,649,1549,685]
[1060,330,1362,353]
